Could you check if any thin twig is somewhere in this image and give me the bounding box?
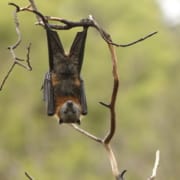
[28,0,41,22]
[70,124,102,143]
[25,171,34,180]
[118,170,127,180]
[110,31,158,47]
[8,3,21,49]
[0,63,16,90]
[26,43,32,71]
[148,150,160,180]
[99,101,110,108]
[0,3,32,90]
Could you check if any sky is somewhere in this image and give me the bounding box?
[157,0,180,26]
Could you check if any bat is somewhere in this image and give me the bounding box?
[43,23,88,124]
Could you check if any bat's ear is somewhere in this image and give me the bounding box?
[69,27,88,73]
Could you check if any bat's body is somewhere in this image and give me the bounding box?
[43,24,88,124]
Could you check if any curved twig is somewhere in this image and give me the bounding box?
[147,150,160,180]
[25,171,34,180]
[0,3,32,90]
[103,43,119,144]
[70,124,102,143]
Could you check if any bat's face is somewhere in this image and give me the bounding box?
[59,100,81,124]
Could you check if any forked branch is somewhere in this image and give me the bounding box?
[5,1,159,180]
[38,15,157,48]
[0,3,32,90]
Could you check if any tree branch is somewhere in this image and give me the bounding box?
[4,2,159,180]
[147,150,160,180]
[25,171,34,180]
[70,124,102,143]
[105,144,120,178]
[40,14,157,47]
[103,43,119,144]
[0,3,32,90]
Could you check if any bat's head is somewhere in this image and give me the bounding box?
[59,100,81,124]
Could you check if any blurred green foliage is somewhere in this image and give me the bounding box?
[0,0,180,180]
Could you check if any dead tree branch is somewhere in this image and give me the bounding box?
[39,15,157,47]
[103,43,119,144]
[25,171,34,180]
[148,150,160,180]
[0,3,32,90]
[70,124,103,143]
[4,1,159,180]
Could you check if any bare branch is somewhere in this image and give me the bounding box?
[103,44,119,144]
[25,171,34,180]
[42,15,157,47]
[118,170,127,180]
[0,3,32,91]
[10,3,157,47]
[4,3,159,180]
[148,150,160,180]
[108,31,158,47]
[99,101,110,108]
[8,3,21,49]
[105,144,120,178]
[70,124,102,143]
[26,43,32,70]
[0,63,16,91]
[28,0,41,22]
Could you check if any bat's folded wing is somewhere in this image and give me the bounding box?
[43,72,55,116]
[80,78,88,115]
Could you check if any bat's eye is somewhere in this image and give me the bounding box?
[63,110,68,114]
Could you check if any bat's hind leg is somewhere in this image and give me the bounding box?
[43,72,55,116]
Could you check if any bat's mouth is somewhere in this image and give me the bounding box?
[59,118,80,124]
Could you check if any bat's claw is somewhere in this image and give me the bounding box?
[59,119,63,124]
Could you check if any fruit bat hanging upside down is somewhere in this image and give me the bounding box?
[43,22,88,124]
